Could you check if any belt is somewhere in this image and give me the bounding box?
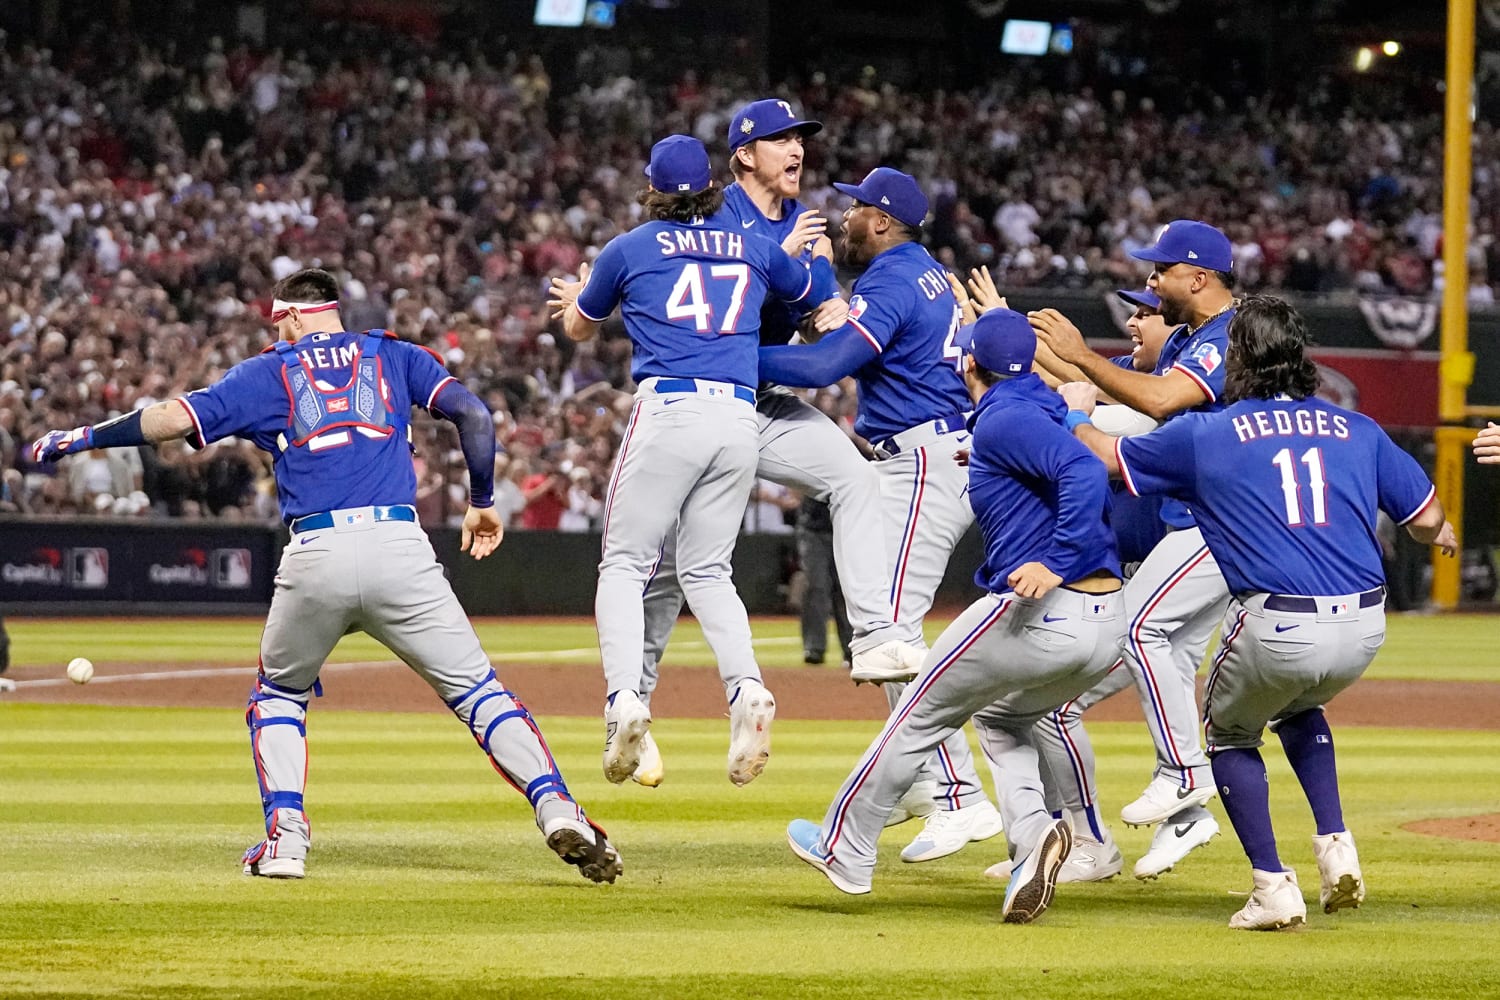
[871,412,970,459]
[1260,586,1385,614]
[289,504,417,534]
[651,377,755,405]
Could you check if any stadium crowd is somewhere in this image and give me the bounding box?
[0,28,1487,525]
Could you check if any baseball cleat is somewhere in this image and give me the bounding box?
[1057,828,1123,883]
[0,677,15,692]
[630,730,664,787]
[544,816,623,884]
[884,778,939,828]
[1120,773,1216,827]
[1228,868,1306,930]
[900,799,1004,863]
[786,819,870,895]
[602,689,651,784]
[1133,809,1219,880]
[1311,830,1365,913]
[1002,818,1072,923]
[849,640,923,685]
[241,841,305,879]
[727,679,775,786]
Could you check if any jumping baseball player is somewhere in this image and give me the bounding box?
[548,134,841,789]
[786,308,1124,924]
[758,166,1004,862]
[30,268,623,884]
[1064,293,1456,929]
[630,100,923,788]
[1031,220,1236,837]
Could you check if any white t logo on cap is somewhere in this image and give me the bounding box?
[777,100,794,118]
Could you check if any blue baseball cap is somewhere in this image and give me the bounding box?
[644,134,712,194]
[1130,220,1233,273]
[955,308,1035,376]
[832,167,929,228]
[727,99,823,152]
[1116,287,1161,311]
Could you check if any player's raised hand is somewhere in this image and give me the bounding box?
[29,426,94,464]
[1007,561,1063,599]
[946,272,977,326]
[1058,381,1098,415]
[1028,308,1091,364]
[966,266,1007,313]
[781,210,827,257]
[461,504,505,561]
[547,262,590,321]
[809,233,835,262]
[810,296,849,333]
[1473,422,1500,464]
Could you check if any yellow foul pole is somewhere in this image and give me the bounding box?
[1434,0,1476,608]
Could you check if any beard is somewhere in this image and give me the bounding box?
[1157,295,1187,327]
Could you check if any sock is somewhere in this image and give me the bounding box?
[1276,709,1345,835]
[1211,747,1281,872]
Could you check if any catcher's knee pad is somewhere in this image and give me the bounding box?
[447,671,571,806]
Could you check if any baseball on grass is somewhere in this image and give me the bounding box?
[66,657,94,684]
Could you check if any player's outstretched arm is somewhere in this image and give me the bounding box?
[461,504,504,561]
[757,325,878,388]
[430,381,500,558]
[30,400,196,463]
[1474,422,1500,464]
[1029,309,1204,419]
[1404,497,1457,557]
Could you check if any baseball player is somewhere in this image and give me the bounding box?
[1063,293,1456,929]
[548,134,842,789]
[629,100,923,788]
[758,166,1004,862]
[30,268,623,884]
[786,308,1124,925]
[1030,220,1236,837]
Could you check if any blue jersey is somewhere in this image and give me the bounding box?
[844,242,971,442]
[711,183,810,348]
[1153,306,1232,530]
[180,331,455,522]
[1116,395,1436,596]
[968,373,1121,591]
[576,218,815,388]
[1104,354,1166,562]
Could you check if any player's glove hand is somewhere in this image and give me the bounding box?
[29,426,94,464]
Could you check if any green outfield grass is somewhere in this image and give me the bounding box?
[6,612,1499,681]
[0,704,1497,999]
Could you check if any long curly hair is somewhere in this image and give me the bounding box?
[636,184,726,223]
[1222,294,1321,403]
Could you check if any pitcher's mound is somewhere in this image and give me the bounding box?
[1403,814,1500,843]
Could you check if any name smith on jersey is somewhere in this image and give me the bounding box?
[655,229,746,258]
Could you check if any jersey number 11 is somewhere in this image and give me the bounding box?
[1271,446,1328,527]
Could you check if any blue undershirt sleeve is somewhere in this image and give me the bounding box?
[757,324,879,388]
[430,381,496,508]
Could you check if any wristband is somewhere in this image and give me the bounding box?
[1064,410,1093,432]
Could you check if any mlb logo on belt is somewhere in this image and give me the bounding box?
[1328,601,1350,616]
[344,511,366,526]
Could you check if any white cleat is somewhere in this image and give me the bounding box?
[1057,828,1123,883]
[630,730,664,787]
[884,778,939,828]
[0,677,15,692]
[1229,868,1307,930]
[1002,818,1072,924]
[241,841,305,879]
[1134,810,1220,880]
[1312,830,1365,914]
[602,689,652,784]
[900,799,1004,863]
[849,640,924,685]
[1120,773,1216,827]
[727,679,775,786]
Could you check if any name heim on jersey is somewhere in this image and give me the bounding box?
[655,229,745,259]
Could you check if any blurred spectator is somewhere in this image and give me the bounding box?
[795,496,853,668]
[743,480,798,535]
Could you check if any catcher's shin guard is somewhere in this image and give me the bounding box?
[448,670,581,822]
[245,673,315,860]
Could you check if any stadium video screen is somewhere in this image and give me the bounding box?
[534,0,587,27]
[1000,19,1051,56]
